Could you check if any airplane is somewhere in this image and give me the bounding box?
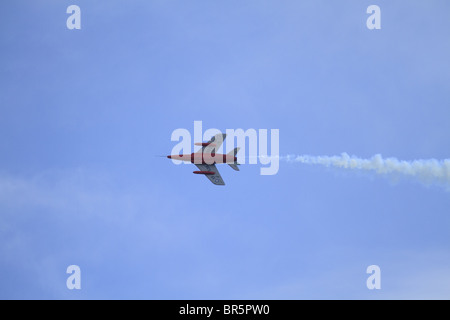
[167,133,240,185]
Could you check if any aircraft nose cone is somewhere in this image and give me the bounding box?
[167,155,172,159]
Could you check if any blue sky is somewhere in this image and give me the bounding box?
[1,0,450,299]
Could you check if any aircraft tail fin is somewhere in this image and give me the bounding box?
[228,163,240,171]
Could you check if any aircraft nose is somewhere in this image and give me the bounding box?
[167,155,172,159]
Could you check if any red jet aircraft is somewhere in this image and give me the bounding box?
[167,133,240,185]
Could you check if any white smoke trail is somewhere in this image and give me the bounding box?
[282,153,450,189]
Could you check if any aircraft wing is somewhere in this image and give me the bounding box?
[197,133,227,155]
[195,164,225,185]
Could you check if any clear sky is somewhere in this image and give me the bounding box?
[1,0,449,299]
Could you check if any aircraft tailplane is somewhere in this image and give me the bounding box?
[227,147,240,157]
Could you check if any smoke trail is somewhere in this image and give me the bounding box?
[282,153,450,188]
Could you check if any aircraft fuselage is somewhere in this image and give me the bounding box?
[167,153,237,165]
